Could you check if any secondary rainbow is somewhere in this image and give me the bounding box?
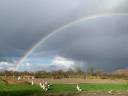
[14,13,128,71]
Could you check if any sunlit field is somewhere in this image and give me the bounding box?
[0,78,128,96]
[0,79,42,96]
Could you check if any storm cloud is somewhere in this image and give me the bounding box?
[0,0,128,71]
[31,15,128,72]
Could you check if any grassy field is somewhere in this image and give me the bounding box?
[44,83,128,96]
[0,85,42,96]
[0,79,128,96]
[48,83,128,93]
[0,79,42,96]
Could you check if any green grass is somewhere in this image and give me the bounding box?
[48,83,128,93]
[0,79,42,96]
[0,78,128,96]
[48,84,76,93]
[80,83,128,92]
[0,84,42,96]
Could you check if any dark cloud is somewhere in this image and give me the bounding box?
[0,0,128,71]
[34,16,128,72]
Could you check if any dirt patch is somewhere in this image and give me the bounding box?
[31,92,128,96]
[42,92,76,96]
[28,78,128,84]
[76,92,128,96]
[5,79,30,85]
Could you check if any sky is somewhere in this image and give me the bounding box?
[0,0,128,72]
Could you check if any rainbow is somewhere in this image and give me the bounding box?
[14,13,128,71]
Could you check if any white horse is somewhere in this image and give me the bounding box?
[39,82,48,91]
[31,80,34,85]
[17,76,21,80]
[76,84,82,92]
[108,90,113,94]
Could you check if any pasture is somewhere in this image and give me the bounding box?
[0,79,42,96]
[0,78,128,96]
